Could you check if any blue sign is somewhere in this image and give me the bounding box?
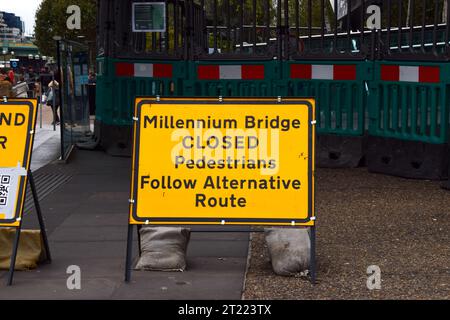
[11,61,18,68]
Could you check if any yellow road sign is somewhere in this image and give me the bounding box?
[0,99,38,227]
[129,97,315,226]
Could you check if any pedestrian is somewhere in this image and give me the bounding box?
[26,67,36,98]
[45,80,61,125]
[0,69,13,98]
[34,79,41,103]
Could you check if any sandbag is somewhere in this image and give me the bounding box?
[264,228,311,276]
[0,228,45,270]
[135,227,190,272]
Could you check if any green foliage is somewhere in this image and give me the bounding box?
[203,0,275,26]
[288,0,336,34]
[34,0,96,57]
[385,0,446,27]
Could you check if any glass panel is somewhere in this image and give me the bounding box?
[59,40,92,160]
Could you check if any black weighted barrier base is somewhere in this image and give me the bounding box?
[96,121,132,157]
[367,136,449,180]
[317,134,366,168]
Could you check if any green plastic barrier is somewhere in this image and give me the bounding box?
[369,61,450,144]
[96,58,187,126]
[280,60,373,136]
[183,60,278,97]
[96,58,373,139]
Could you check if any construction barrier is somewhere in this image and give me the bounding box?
[184,61,276,97]
[96,58,186,126]
[95,57,450,179]
[367,61,450,179]
[282,61,372,167]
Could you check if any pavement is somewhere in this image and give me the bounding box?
[0,148,249,299]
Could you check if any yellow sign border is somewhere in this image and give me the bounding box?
[0,99,38,227]
[129,97,315,226]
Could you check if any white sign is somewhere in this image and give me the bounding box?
[0,163,27,220]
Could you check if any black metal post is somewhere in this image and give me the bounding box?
[333,0,338,52]
[137,225,142,257]
[308,0,312,52]
[408,0,414,52]
[387,0,392,57]
[55,39,65,160]
[6,226,22,286]
[28,170,52,262]
[51,73,56,132]
[397,0,402,53]
[446,0,450,55]
[310,226,316,285]
[125,224,134,282]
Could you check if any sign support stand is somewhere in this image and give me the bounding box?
[137,225,142,257]
[124,97,318,285]
[6,224,22,286]
[309,226,316,285]
[28,171,52,263]
[6,171,52,286]
[125,224,134,283]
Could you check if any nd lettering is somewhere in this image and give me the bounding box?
[0,112,26,126]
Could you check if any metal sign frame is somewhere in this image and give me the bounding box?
[0,100,35,226]
[0,98,51,286]
[125,97,317,285]
[129,98,315,226]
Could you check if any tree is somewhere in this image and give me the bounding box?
[34,0,96,58]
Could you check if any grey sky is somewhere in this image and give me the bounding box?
[1,0,43,35]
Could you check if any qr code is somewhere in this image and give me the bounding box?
[0,174,10,207]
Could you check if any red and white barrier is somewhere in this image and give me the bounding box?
[290,64,357,81]
[115,63,173,78]
[197,65,265,80]
[381,65,440,83]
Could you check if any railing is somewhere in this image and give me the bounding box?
[95,0,450,179]
[97,0,450,61]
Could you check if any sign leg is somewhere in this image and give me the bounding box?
[6,226,22,286]
[28,171,52,262]
[137,225,142,257]
[309,226,316,285]
[125,224,134,283]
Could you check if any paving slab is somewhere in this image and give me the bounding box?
[49,241,132,259]
[112,257,247,300]
[50,226,129,242]
[60,213,127,227]
[0,278,118,300]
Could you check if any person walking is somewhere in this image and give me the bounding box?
[26,67,36,98]
[45,80,61,125]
